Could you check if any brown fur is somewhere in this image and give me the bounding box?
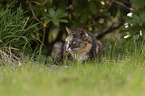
[52,27,103,64]
[63,27,103,63]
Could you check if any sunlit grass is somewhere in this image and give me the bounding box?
[0,41,145,96]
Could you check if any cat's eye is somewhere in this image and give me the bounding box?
[73,44,80,48]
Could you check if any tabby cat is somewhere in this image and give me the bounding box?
[52,27,103,64]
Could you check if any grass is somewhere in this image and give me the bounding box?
[0,41,145,96]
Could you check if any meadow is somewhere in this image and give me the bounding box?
[0,1,145,96]
[0,41,145,96]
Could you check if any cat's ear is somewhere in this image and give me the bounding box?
[65,27,72,34]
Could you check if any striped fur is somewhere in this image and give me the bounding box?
[52,27,103,64]
[63,27,103,63]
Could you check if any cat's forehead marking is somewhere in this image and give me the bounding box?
[71,33,80,38]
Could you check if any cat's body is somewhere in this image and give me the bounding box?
[52,27,103,64]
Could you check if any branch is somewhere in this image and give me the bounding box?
[28,0,43,25]
[94,22,123,39]
[108,1,133,10]
[31,0,47,5]
[113,1,133,10]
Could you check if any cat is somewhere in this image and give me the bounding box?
[51,42,63,64]
[51,27,103,64]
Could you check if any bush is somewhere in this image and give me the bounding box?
[121,0,145,41]
[0,5,39,51]
[0,5,40,65]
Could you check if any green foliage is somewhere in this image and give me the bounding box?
[130,0,145,8]
[0,5,39,51]
[0,0,131,44]
[2,0,145,64]
[41,8,68,25]
[121,0,145,41]
[0,5,41,65]
[0,1,145,95]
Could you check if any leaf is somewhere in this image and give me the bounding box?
[52,19,60,25]
[132,14,142,26]
[129,30,139,36]
[55,9,62,17]
[89,1,97,15]
[74,4,82,17]
[141,29,145,39]
[48,25,59,43]
[131,0,145,9]
[41,16,48,20]
[55,9,68,18]
[126,20,137,25]
[139,10,145,22]
[49,8,55,17]
[0,39,2,43]
[59,19,68,23]
[25,23,39,31]
[80,11,89,23]
[120,33,131,39]
[21,36,28,43]
[44,19,52,24]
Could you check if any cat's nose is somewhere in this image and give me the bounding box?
[66,44,70,51]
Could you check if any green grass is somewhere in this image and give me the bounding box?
[0,41,145,96]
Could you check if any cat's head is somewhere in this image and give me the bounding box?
[65,27,92,53]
